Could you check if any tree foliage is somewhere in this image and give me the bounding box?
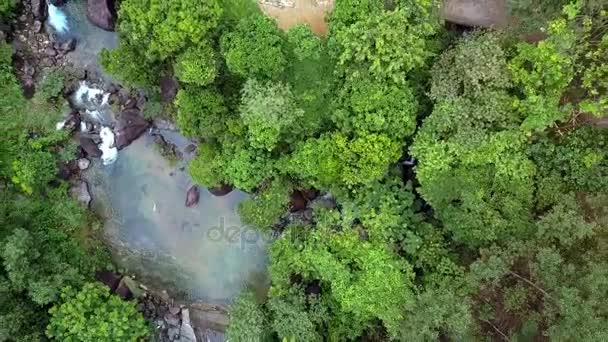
[47,283,149,341]
[225,291,269,342]
[220,15,287,80]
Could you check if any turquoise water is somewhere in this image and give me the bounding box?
[84,133,269,303]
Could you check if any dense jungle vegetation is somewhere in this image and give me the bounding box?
[1,0,607,340]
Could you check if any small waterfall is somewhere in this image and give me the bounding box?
[72,81,111,123]
[99,127,118,165]
[48,4,70,34]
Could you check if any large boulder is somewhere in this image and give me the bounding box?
[185,185,200,208]
[160,76,179,104]
[290,190,307,212]
[441,0,507,28]
[31,0,47,20]
[70,180,92,207]
[115,108,150,149]
[86,0,117,31]
[95,270,121,292]
[79,136,102,158]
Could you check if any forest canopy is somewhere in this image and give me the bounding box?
[1,0,607,340]
[104,0,607,340]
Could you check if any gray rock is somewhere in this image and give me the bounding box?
[115,108,149,149]
[70,181,92,208]
[77,158,91,170]
[44,47,57,57]
[86,0,117,31]
[184,144,197,153]
[164,312,180,327]
[185,185,200,208]
[154,119,177,131]
[32,20,42,33]
[24,62,35,77]
[160,76,179,104]
[441,0,507,28]
[59,38,76,52]
[169,306,181,316]
[79,136,102,158]
[31,0,47,19]
[167,327,180,340]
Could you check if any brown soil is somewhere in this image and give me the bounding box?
[259,0,333,36]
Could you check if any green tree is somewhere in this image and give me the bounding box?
[47,283,149,341]
[238,178,292,230]
[270,224,415,339]
[226,291,269,342]
[332,7,438,84]
[175,87,228,139]
[100,43,163,88]
[239,79,304,151]
[332,72,418,139]
[268,293,321,342]
[117,0,222,60]
[220,16,287,79]
[286,25,321,61]
[0,0,17,17]
[174,42,218,86]
[188,143,226,189]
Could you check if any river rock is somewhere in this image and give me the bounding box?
[209,184,233,197]
[441,0,507,28]
[56,38,76,52]
[290,190,307,212]
[70,180,92,207]
[160,76,179,104]
[154,119,177,131]
[184,144,197,153]
[123,97,137,109]
[169,306,181,316]
[185,185,200,208]
[115,109,150,149]
[164,312,180,327]
[77,158,91,170]
[44,46,57,57]
[79,136,102,158]
[86,0,117,31]
[115,279,134,300]
[32,20,42,33]
[95,270,121,292]
[63,112,81,131]
[57,160,78,180]
[31,0,47,20]
[179,309,197,342]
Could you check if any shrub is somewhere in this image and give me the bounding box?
[47,283,149,341]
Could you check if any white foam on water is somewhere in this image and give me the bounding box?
[74,81,108,107]
[99,127,118,165]
[80,121,88,132]
[48,4,69,34]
